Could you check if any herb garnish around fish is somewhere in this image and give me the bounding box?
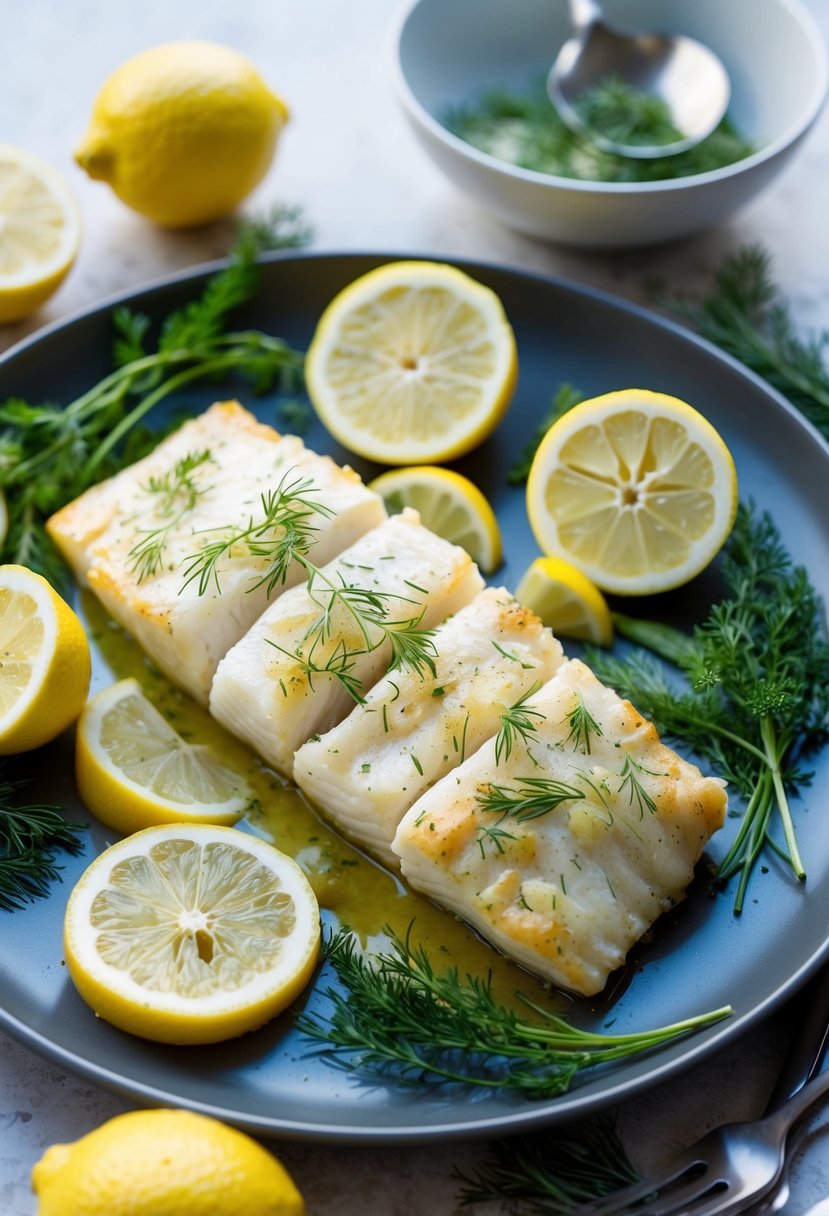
[589,503,829,913]
[0,765,85,911]
[658,245,829,442]
[298,926,731,1098]
[0,213,309,592]
[183,471,438,702]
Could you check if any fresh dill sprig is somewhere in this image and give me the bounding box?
[507,383,585,485]
[181,471,330,598]
[455,1112,639,1212]
[589,502,829,913]
[127,448,214,581]
[563,692,604,755]
[0,226,307,591]
[0,767,86,911]
[298,925,731,1098]
[658,245,829,441]
[184,475,437,701]
[617,755,660,818]
[477,775,586,823]
[495,682,545,764]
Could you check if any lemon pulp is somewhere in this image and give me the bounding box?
[0,145,80,323]
[64,824,321,1044]
[370,465,503,573]
[76,678,249,833]
[305,261,517,465]
[526,389,738,595]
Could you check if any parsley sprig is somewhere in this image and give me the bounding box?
[298,926,731,1098]
[0,215,309,591]
[590,503,829,912]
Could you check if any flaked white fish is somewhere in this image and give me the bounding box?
[293,586,565,868]
[392,658,727,996]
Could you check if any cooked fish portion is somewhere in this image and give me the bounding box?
[293,586,565,868]
[47,401,386,703]
[392,658,727,997]
[209,509,484,778]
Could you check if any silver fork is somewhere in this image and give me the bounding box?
[572,964,829,1216]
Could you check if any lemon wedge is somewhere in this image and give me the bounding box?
[369,465,503,573]
[0,565,90,755]
[305,261,518,465]
[515,556,613,646]
[526,389,738,596]
[64,823,321,1044]
[76,678,250,834]
[0,145,81,323]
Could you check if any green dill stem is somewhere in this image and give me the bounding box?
[760,717,804,879]
[82,355,237,480]
[513,1000,731,1051]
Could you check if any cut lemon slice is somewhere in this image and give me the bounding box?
[305,260,517,464]
[369,465,503,573]
[63,823,321,1044]
[526,389,738,596]
[0,564,90,755]
[515,556,613,646]
[0,145,81,323]
[76,678,250,834]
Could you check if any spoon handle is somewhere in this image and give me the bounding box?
[765,963,829,1113]
[563,0,604,35]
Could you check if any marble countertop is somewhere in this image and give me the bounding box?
[2,2,829,1212]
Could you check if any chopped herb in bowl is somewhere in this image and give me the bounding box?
[446,75,753,183]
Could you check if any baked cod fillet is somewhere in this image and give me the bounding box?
[392,658,727,996]
[46,401,386,703]
[293,586,565,869]
[209,509,484,778]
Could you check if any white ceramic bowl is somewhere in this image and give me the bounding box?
[391,0,828,248]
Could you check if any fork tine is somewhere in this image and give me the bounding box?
[571,1150,712,1215]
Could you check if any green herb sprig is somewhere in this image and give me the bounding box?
[182,473,437,702]
[0,212,310,591]
[659,245,829,441]
[590,503,829,912]
[298,926,731,1098]
[0,767,85,911]
[455,1112,638,1212]
[128,448,214,581]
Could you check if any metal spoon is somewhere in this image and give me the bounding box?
[548,0,731,158]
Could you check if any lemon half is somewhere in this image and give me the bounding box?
[305,261,517,465]
[526,389,738,596]
[0,564,90,755]
[0,145,80,324]
[76,678,250,834]
[370,465,503,573]
[64,823,321,1044]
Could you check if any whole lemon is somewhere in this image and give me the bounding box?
[31,1108,306,1216]
[74,41,289,227]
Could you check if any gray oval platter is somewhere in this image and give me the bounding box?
[1,251,827,1143]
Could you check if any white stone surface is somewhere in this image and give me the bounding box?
[2,1,829,1212]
